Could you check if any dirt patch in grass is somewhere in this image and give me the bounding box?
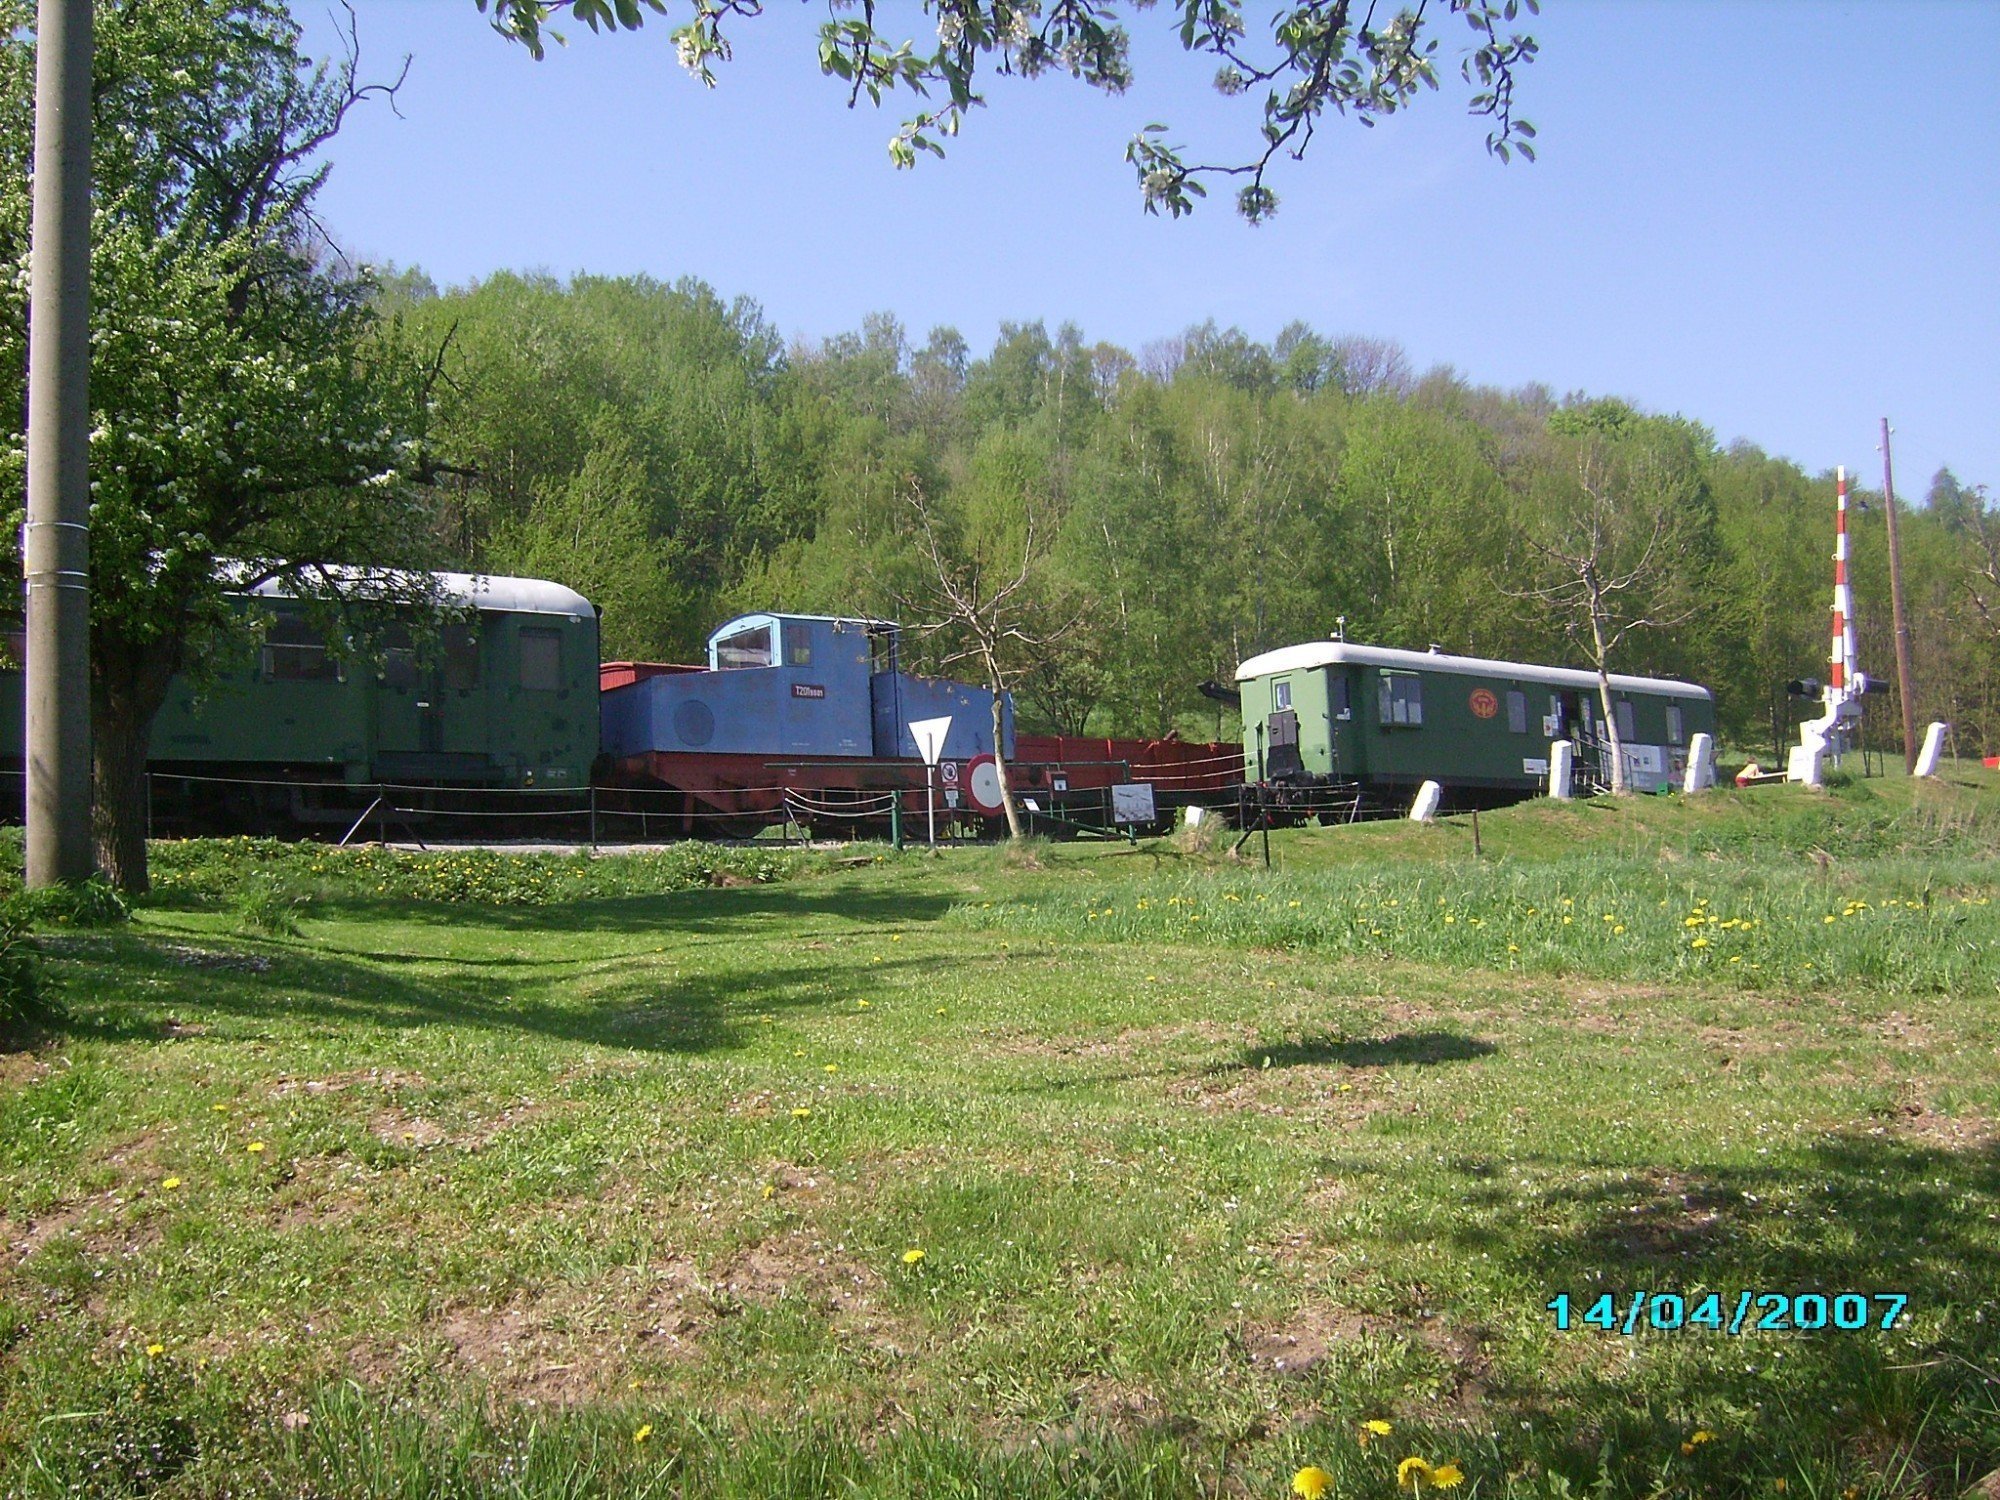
[1861,1097,1996,1152]
[1601,1168,1735,1264]
[1244,1301,1493,1406]
[1168,1067,1394,1123]
[271,1067,430,1100]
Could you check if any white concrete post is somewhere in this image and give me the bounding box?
[1549,740,1575,800]
[1409,780,1443,822]
[1683,733,1716,795]
[1914,722,1948,778]
[1788,736,1825,786]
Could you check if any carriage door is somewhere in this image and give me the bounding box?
[1265,678,1303,779]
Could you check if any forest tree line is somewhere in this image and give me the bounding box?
[382,267,1999,760]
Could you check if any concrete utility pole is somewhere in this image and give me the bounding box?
[1878,419,1919,774]
[24,0,95,887]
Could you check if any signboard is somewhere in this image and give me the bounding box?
[1111,782,1157,826]
[790,683,826,699]
[964,754,1005,816]
[939,760,960,784]
[908,715,952,768]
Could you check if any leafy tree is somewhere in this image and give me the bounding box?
[0,0,432,891]
[476,0,1540,221]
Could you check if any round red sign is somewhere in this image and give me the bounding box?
[1469,688,1500,720]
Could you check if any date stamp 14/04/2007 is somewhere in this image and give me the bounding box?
[1547,1292,1908,1335]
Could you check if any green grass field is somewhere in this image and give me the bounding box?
[3,772,1998,1498]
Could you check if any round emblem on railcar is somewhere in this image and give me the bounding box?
[1469,688,1500,720]
[673,699,716,747]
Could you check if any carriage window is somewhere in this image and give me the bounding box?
[1379,671,1423,727]
[1616,699,1636,741]
[715,622,773,670]
[1506,690,1528,735]
[519,627,563,691]
[1666,704,1685,745]
[443,623,480,691]
[1333,675,1351,721]
[786,634,813,667]
[1272,679,1292,712]
[262,608,341,683]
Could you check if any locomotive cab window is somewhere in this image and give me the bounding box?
[715,622,773,670]
[1506,690,1528,734]
[786,635,813,667]
[519,627,563,691]
[1615,699,1636,741]
[1272,679,1292,712]
[1379,671,1423,727]
[1666,704,1685,745]
[1333,675,1352,721]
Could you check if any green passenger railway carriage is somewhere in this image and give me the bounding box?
[1236,640,1716,807]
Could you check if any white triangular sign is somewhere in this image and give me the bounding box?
[908,715,953,767]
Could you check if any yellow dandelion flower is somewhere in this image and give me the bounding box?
[824,1064,839,1073]
[857,1000,871,1009]
[1506,943,1520,953]
[1773,1480,1787,1494]
[633,1423,653,1444]
[246,1141,266,1154]
[146,1343,165,1357]
[1613,924,1626,934]
[162,1177,182,1191]
[1680,1443,1695,1457]
[935,1007,946,1015]
[1398,1457,1434,1490]
[1691,937,1710,949]
[1562,916,1573,925]
[901,1248,926,1266]
[1292,1466,1333,1499]
[762,1184,776,1199]
[211,1103,230,1114]
[1690,1431,1713,1446]
[791,1107,811,1119]
[1602,913,1616,922]
[1431,1463,1464,1489]
[1289,900,1303,908]
[1364,1419,1394,1436]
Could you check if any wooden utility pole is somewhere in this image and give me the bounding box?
[24,0,95,887]
[1878,419,1918,773]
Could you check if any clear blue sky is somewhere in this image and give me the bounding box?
[296,1,1999,496]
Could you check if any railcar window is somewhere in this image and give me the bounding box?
[1666,705,1684,744]
[444,623,480,691]
[1333,676,1352,721]
[520,627,563,691]
[1506,690,1528,734]
[1379,672,1423,727]
[716,623,773,670]
[262,609,341,683]
[1616,699,1635,741]
[786,636,813,667]
[1272,679,1292,712]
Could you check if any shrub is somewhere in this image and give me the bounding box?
[235,876,307,937]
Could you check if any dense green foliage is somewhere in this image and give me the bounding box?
[0,0,438,891]
[394,275,1998,756]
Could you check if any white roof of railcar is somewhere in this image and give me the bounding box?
[243,568,595,621]
[1235,641,1711,700]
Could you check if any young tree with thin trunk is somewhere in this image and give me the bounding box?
[1504,417,1713,793]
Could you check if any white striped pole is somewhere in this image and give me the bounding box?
[1829,465,1857,721]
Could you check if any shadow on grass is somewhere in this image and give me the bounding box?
[1243,1030,1497,1069]
[35,885,960,1055]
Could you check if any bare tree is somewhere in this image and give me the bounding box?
[1504,440,1708,793]
[897,478,1079,839]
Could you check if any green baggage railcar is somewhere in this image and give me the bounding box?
[2,571,599,827]
[1236,641,1715,805]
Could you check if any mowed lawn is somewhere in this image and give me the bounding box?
[3,775,1999,1498]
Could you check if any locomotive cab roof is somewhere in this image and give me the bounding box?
[1235,641,1710,700]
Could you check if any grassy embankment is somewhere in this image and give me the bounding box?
[2,769,1997,1498]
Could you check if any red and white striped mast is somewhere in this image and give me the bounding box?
[1828,465,1861,720]
[1792,465,1867,779]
